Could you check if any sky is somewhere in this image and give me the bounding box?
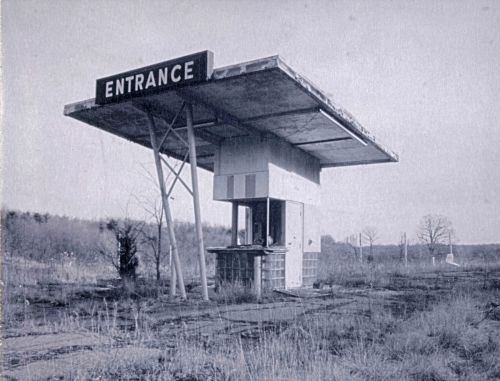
[2,0,500,244]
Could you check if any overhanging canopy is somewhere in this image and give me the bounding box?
[64,55,398,171]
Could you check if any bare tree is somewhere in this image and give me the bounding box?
[137,196,167,282]
[417,214,453,260]
[134,160,180,284]
[362,227,378,258]
[344,234,359,259]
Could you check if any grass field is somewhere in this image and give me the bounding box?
[2,257,500,381]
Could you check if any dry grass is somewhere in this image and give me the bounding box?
[212,280,259,304]
[3,257,500,380]
[22,284,496,381]
[2,256,116,286]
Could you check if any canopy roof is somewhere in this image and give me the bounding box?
[64,55,398,171]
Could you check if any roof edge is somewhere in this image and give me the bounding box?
[273,57,398,163]
[63,54,399,164]
[211,55,281,79]
[64,99,96,116]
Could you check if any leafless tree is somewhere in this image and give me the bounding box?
[133,160,180,283]
[362,227,378,257]
[344,234,359,258]
[137,195,166,282]
[417,214,453,259]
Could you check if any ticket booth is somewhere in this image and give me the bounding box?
[208,133,323,290]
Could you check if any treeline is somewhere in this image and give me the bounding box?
[2,209,499,283]
[320,235,500,266]
[1,209,231,280]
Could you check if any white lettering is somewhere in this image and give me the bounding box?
[135,74,144,91]
[158,67,168,86]
[184,61,194,80]
[125,76,134,93]
[105,81,113,98]
[115,78,125,95]
[171,64,182,82]
[145,71,156,89]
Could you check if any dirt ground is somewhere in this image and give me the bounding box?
[3,267,500,380]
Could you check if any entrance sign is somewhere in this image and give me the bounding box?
[96,51,213,105]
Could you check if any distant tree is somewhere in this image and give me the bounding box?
[33,212,48,224]
[344,234,359,258]
[101,219,143,285]
[2,210,15,254]
[417,214,453,260]
[472,247,499,266]
[362,227,378,258]
[321,235,336,247]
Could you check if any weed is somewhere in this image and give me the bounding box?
[213,280,258,304]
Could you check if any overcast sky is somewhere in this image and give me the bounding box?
[2,0,500,244]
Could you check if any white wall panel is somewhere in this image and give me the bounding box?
[268,164,320,205]
[303,204,321,253]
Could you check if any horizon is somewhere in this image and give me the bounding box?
[3,206,499,247]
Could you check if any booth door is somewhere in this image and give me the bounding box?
[285,201,304,288]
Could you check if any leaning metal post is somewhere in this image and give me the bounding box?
[146,113,187,299]
[185,103,209,301]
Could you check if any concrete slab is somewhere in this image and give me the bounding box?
[221,305,306,323]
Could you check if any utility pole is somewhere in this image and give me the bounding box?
[404,232,408,268]
[359,232,363,263]
[449,231,453,255]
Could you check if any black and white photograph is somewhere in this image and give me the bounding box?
[1,1,500,380]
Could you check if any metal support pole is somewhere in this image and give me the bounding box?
[169,245,176,296]
[166,152,189,197]
[186,103,209,301]
[245,207,253,245]
[231,202,238,246]
[256,198,269,300]
[254,255,262,300]
[161,156,193,195]
[147,113,186,299]
[266,198,270,248]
